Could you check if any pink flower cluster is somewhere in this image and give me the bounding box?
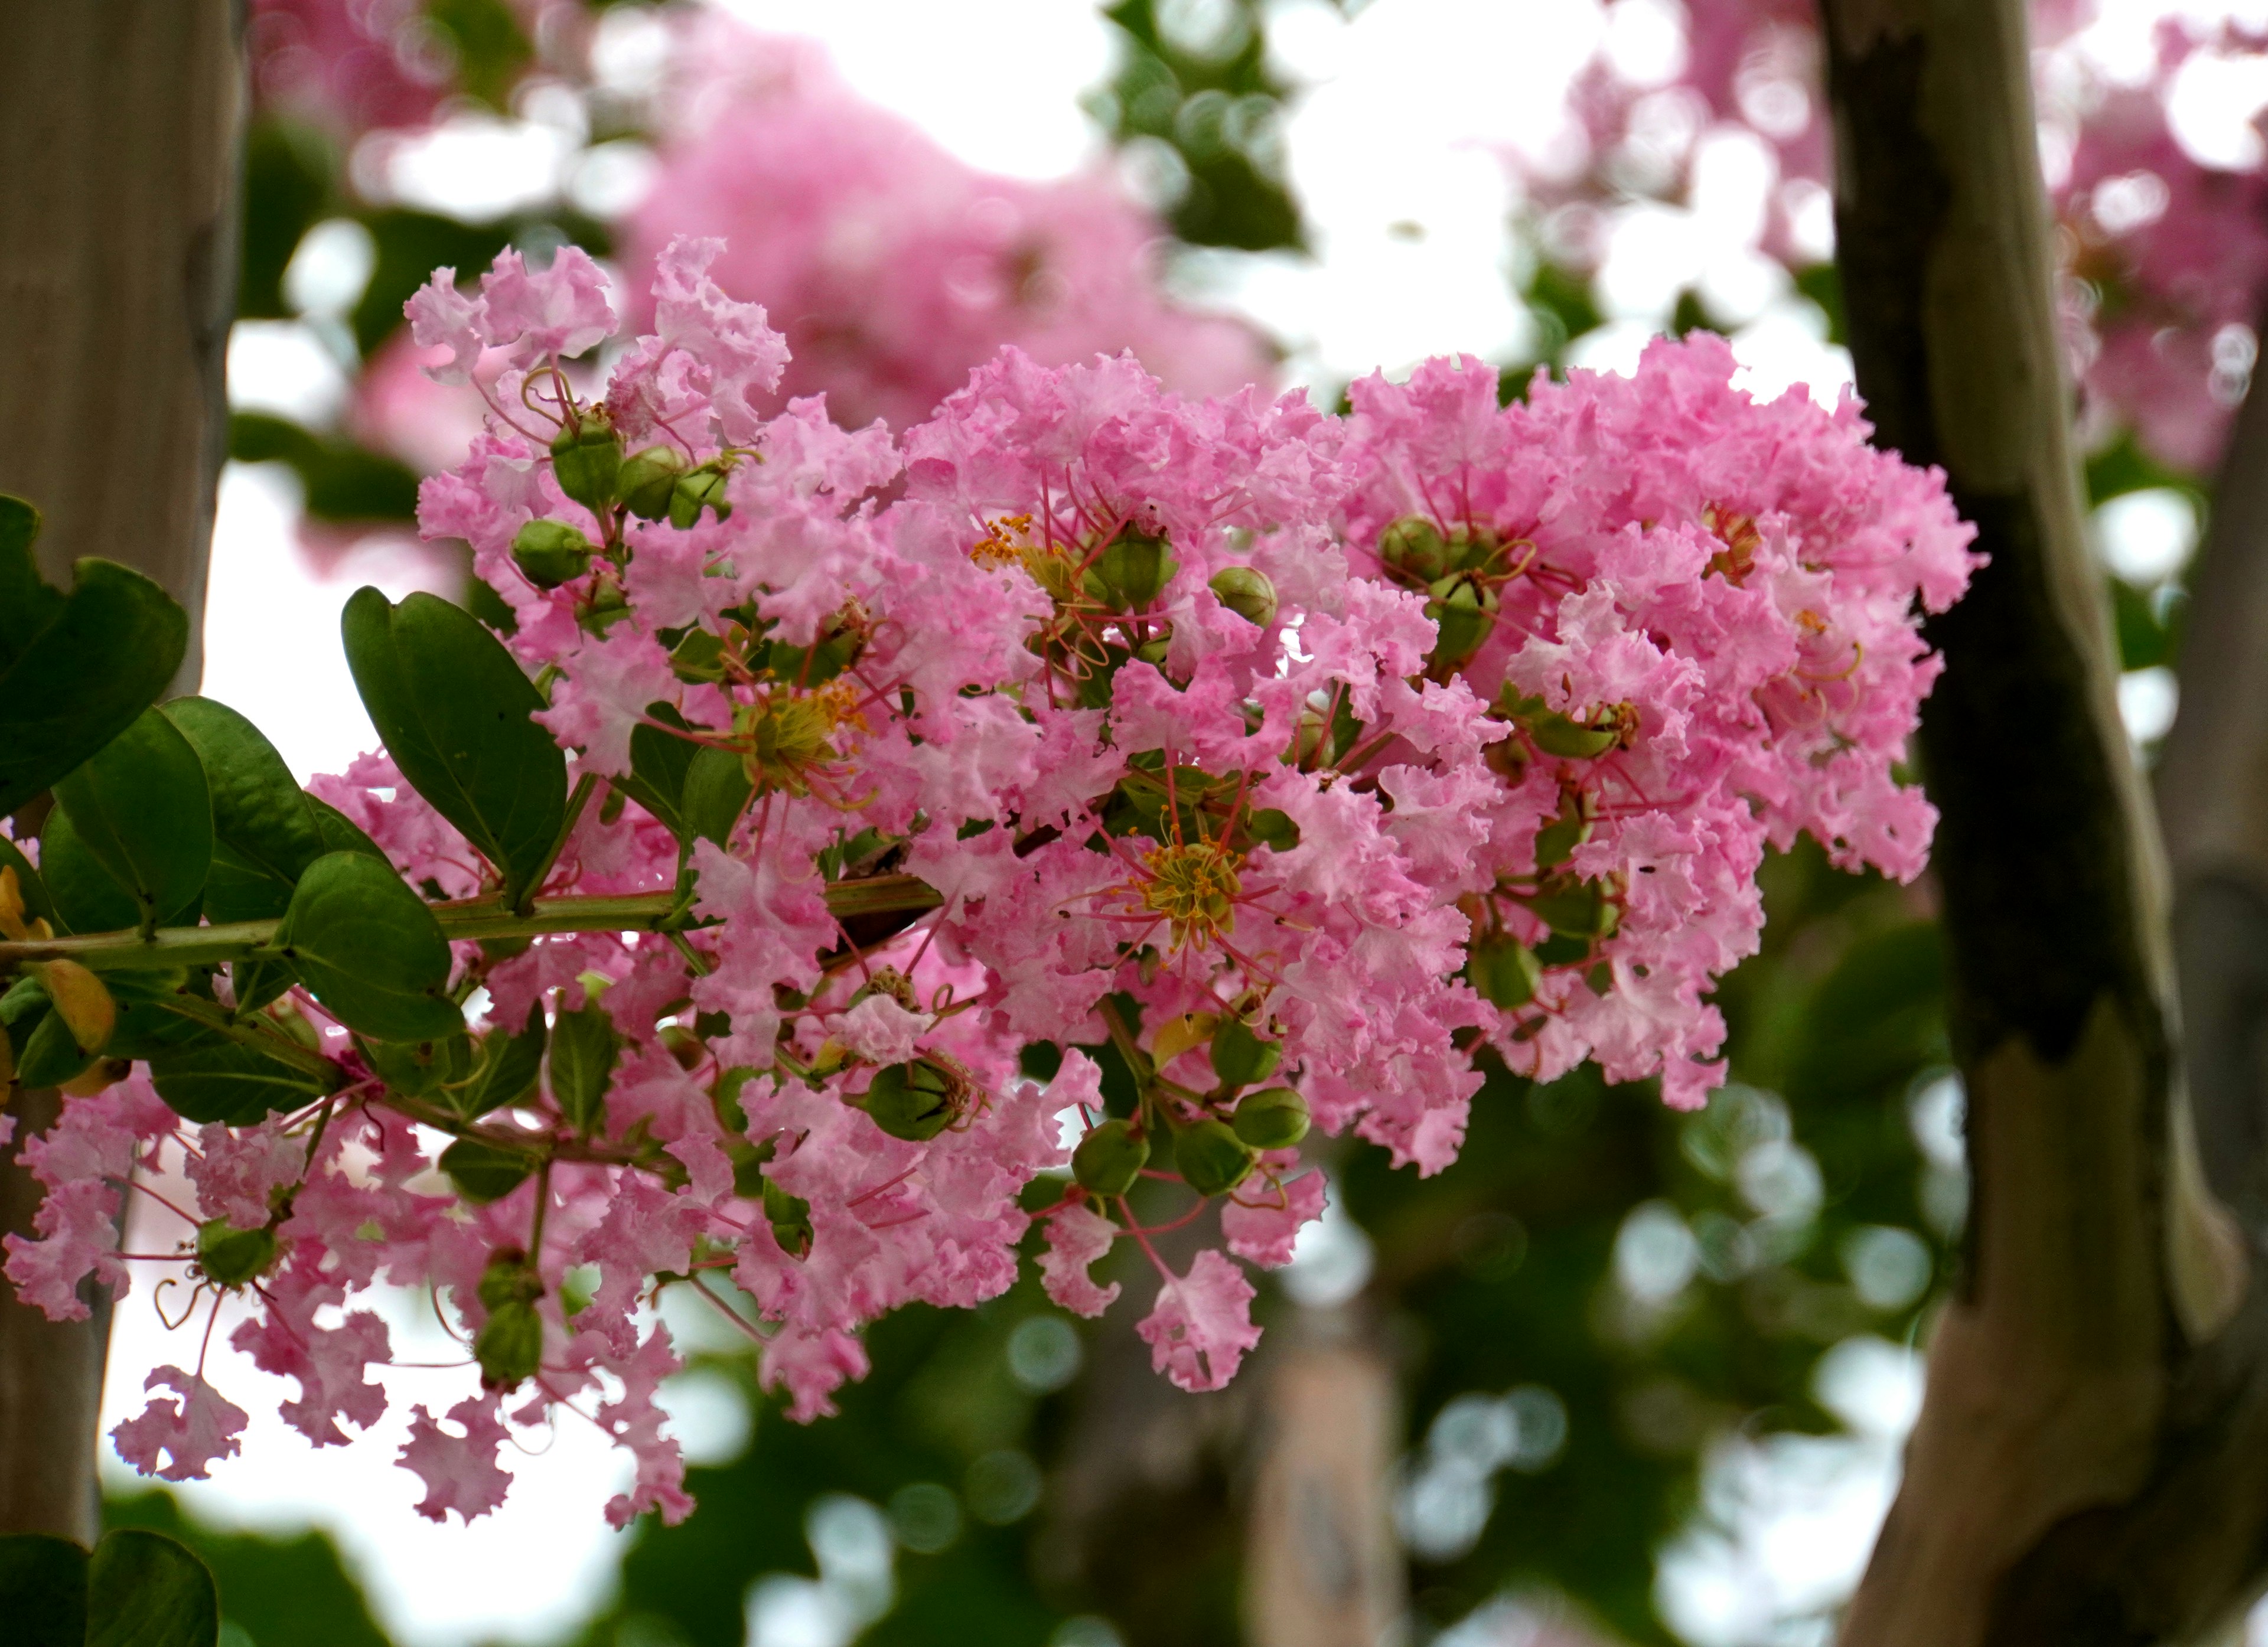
[4,239,1970,1527]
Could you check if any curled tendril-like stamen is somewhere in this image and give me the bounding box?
[153,1277,203,1332]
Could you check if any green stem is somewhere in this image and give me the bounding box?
[0,874,944,975]
[514,772,598,915]
[154,997,348,1087]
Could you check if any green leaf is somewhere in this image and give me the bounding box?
[309,797,389,860]
[201,839,296,925]
[86,1527,220,1647]
[38,808,148,937]
[161,698,324,885]
[0,496,191,816]
[439,1137,536,1204]
[275,852,462,1043]
[149,1038,336,1125]
[340,587,567,905]
[680,746,753,849]
[53,709,213,933]
[612,704,702,839]
[457,1001,546,1118]
[105,973,227,1062]
[0,1531,89,1647]
[0,831,58,931]
[15,1007,95,1088]
[548,999,619,1133]
[363,1032,475,1099]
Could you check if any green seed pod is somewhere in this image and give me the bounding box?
[1379,516,1452,582]
[549,413,622,511]
[1531,794,1592,870]
[1172,1117,1256,1197]
[195,1218,279,1290]
[1208,1017,1282,1091]
[851,1059,958,1142]
[1208,566,1278,628]
[1527,711,1621,759]
[477,1247,543,1312]
[510,519,595,590]
[1072,1118,1150,1196]
[669,464,734,529]
[764,1178,813,1259]
[1090,530,1179,612]
[1468,932,1543,1009]
[619,444,689,520]
[1425,580,1498,671]
[1231,1087,1309,1150]
[475,1300,545,1391]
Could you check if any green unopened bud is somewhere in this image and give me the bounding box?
[669,464,734,529]
[1533,807,1591,871]
[1208,566,1278,628]
[1527,712,1621,759]
[1523,878,1621,940]
[1231,1087,1309,1150]
[1208,1017,1282,1091]
[511,519,595,589]
[549,413,622,511]
[851,1058,959,1142]
[1425,579,1498,671]
[619,444,690,520]
[1072,1118,1150,1196]
[1379,517,1452,582]
[195,1218,279,1290]
[477,1247,544,1312]
[1172,1117,1256,1197]
[764,1178,813,1259]
[1089,530,1178,612]
[1468,932,1543,1009]
[475,1300,544,1391]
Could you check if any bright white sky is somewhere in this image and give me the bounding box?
[179,2,2268,1644]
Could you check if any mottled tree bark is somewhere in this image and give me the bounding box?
[1824,0,2264,1641]
[0,0,243,1542]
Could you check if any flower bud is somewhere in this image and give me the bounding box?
[1208,566,1278,628]
[549,412,622,511]
[1172,1117,1256,1196]
[1207,1017,1282,1090]
[1088,530,1178,612]
[1468,932,1543,1009]
[1231,1087,1309,1149]
[475,1302,544,1391]
[476,1246,543,1312]
[1425,579,1498,671]
[850,1058,958,1142]
[669,464,734,529]
[1527,712,1621,759]
[1072,1118,1150,1196]
[195,1218,279,1290]
[764,1178,813,1259]
[511,520,595,589]
[619,445,689,520]
[1532,792,1592,870]
[1523,878,1621,940]
[1379,517,1452,582]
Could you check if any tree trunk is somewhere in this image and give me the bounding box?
[1821,0,2264,1641]
[0,1,243,1543]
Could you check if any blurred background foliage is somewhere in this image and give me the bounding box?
[138,1,2207,1643]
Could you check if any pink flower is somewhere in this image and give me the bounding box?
[111,1366,249,1482]
[1137,1250,1262,1394]
[398,1395,514,1523]
[1038,1201,1121,1318]
[1222,1170,1327,1270]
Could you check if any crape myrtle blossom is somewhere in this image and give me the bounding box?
[2,238,1970,1527]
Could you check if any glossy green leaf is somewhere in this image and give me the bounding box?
[15,1007,95,1088]
[340,586,566,905]
[681,745,753,849]
[0,1531,88,1647]
[309,797,389,860]
[149,1036,337,1125]
[363,1032,476,1099]
[52,709,213,932]
[86,1527,220,1647]
[457,1000,546,1118]
[201,839,296,925]
[105,973,227,1062]
[0,494,191,816]
[548,999,619,1133]
[439,1137,536,1204]
[161,698,324,885]
[0,832,58,931]
[612,704,702,839]
[275,852,461,1043]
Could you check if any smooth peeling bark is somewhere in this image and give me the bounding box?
[0,0,243,1541]
[1822,0,2254,1641]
